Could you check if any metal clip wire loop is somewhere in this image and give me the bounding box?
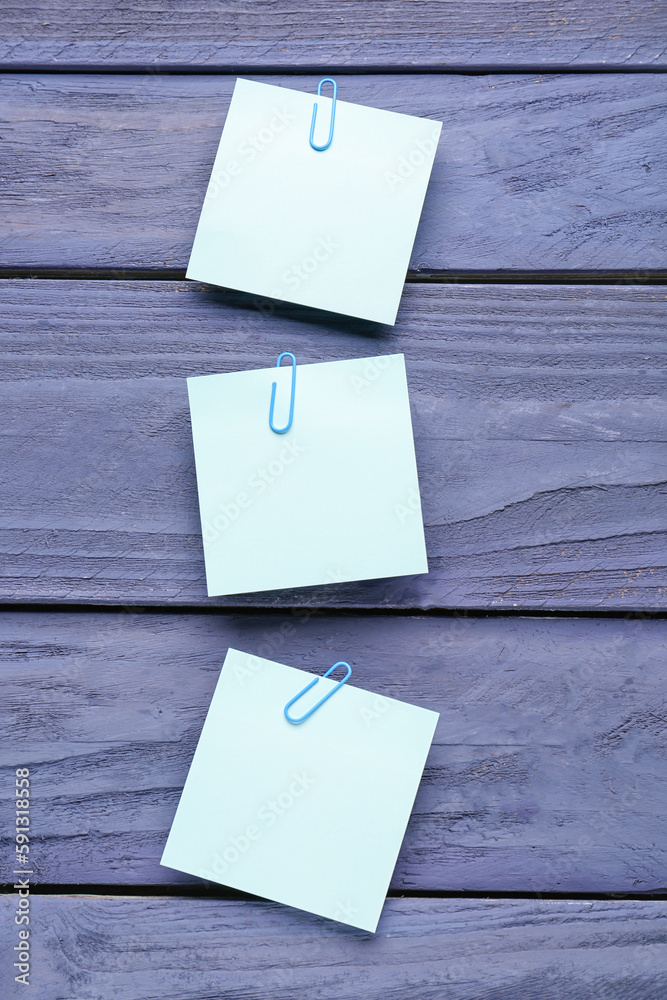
[309,78,337,151]
[269,352,296,434]
[284,661,352,724]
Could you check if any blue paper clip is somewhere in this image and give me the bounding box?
[269,352,296,434]
[284,661,352,724]
[309,78,337,151]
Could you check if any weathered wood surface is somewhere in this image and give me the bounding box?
[2,2,666,71]
[2,895,667,1000]
[1,73,665,273]
[1,612,665,891]
[2,3,665,995]
[1,279,665,610]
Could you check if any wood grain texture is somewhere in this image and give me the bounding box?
[1,1,666,71]
[0,279,665,610]
[0,612,665,891]
[2,895,667,1000]
[1,73,665,272]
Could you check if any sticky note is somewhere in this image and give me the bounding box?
[186,78,442,325]
[187,353,428,597]
[161,649,439,932]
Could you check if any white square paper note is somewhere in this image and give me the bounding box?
[187,79,442,324]
[187,353,428,597]
[161,649,439,932]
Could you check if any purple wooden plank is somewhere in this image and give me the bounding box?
[1,73,665,272]
[0,279,665,610]
[1,1,665,70]
[2,895,666,1000]
[0,612,665,891]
